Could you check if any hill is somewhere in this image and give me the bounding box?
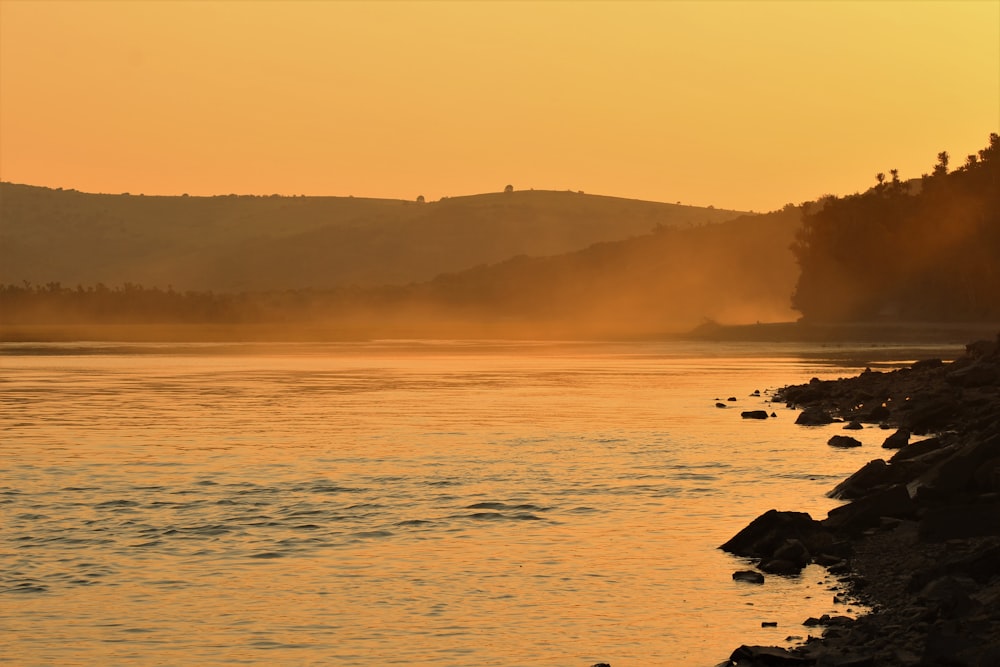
[0,206,802,340]
[0,183,746,291]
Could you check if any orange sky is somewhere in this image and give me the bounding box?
[1,0,997,212]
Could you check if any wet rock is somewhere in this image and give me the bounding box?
[823,484,915,535]
[881,429,910,449]
[910,434,1000,500]
[773,538,811,568]
[843,421,863,430]
[721,509,832,561]
[796,407,835,426]
[760,558,804,575]
[827,435,862,449]
[742,410,770,419]
[888,436,950,464]
[729,644,812,665]
[828,459,891,500]
[733,570,765,584]
[728,396,738,402]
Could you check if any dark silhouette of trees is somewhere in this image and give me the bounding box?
[792,133,1000,322]
[504,184,514,193]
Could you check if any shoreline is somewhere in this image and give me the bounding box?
[720,334,1000,666]
[3,320,999,346]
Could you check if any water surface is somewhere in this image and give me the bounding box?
[0,340,956,665]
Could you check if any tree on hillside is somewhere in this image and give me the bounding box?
[791,133,1000,322]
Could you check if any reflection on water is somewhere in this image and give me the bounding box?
[0,341,958,665]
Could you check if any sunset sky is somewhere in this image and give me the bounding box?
[1,0,997,212]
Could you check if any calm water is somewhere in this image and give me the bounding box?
[0,340,957,666]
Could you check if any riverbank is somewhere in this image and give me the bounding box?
[722,334,1000,666]
[684,320,1000,345]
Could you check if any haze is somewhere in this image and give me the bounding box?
[1,0,997,212]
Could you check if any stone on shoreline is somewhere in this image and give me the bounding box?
[724,337,1000,666]
[795,407,835,425]
[742,410,770,419]
[881,429,909,449]
[733,570,765,584]
[827,435,862,448]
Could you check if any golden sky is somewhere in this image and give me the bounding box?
[1,0,997,211]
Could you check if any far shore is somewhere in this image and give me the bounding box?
[680,320,1000,345]
[2,320,999,346]
[0,321,1000,346]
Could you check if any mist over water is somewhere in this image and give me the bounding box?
[1,341,957,665]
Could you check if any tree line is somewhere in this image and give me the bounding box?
[791,133,999,322]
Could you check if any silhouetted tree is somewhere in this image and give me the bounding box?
[504,184,513,194]
[792,135,1000,322]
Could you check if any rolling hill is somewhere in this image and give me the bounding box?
[0,183,746,291]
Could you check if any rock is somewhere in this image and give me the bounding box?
[917,501,1000,542]
[828,459,891,500]
[900,394,961,435]
[910,434,1000,500]
[742,410,769,420]
[843,421,863,430]
[912,358,944,371]
[729,644,812,665]
[759,558,804,575]
[733,570,765,584]
[717,402,728,408]
[590,663,611,667]
[796,407,835,426]
[773,538,811,568]
[888,436,950,464]
[828,435,862,448]
[947,362,999,388]
[917,576,978,618]
[881,429,910,449]
[823,484,915,534]
[728,396,738,402]
[720,509,832,561]
[862,404,891,423]
[761,621,777,627]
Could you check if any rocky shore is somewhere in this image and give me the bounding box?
[720,335,1000,667]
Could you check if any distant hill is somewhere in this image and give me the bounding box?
[399,206,803,336]
[0,205,802,340]
[0,183,746,291]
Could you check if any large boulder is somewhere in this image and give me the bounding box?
[721,509,832,560]
[729,645,813,665]
[823,484,915,535]
[796,407,835,426]
[828,459,893,500]
[828,435,862,448]
[881,429,910,449]
[909,433,1000,500]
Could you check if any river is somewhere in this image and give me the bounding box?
[0,340,958,665]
